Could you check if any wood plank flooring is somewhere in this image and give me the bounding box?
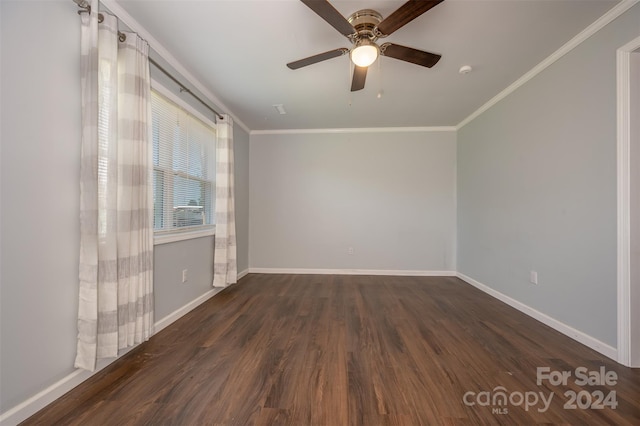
[23,274,640,425]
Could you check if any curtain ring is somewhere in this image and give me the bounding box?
[77,7,104,24]
[76,5,90,16]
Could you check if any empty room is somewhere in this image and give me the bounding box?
[1,0,639,424]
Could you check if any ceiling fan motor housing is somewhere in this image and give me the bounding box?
[347,9,383,43]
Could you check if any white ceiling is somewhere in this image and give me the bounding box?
[114,0,620,131]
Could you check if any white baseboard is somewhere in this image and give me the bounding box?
[154,287,222,333]
[237,269,249,280]
[0,345,134,426]
[2,271,618,425]
[456,273,618,361]
[0,288,224,426]
[248,267,456,277]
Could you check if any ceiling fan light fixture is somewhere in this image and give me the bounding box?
[350,39,379,67]
[289,1,445,91]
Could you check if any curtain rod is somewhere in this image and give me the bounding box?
[73,0,225,121]
[148,58,224,121]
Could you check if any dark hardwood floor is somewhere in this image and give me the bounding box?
[23,274,640,425]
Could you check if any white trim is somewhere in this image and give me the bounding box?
[100,0,250,134]
[154,288,223,333]
[248,268,456,277]
[617,42,632,368]
[0,268,621,425]
[151,79,217,130]
[616,35,640,367]
[251,126,457,136]
[456,0,640,130]
[0,346,133,426]
[154,227,215,245]
[457,273,618,361]
[0,286,225,426]
[237,268,250,280]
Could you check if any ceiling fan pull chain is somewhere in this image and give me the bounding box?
[377,54,383,99]
[347,61,353,106]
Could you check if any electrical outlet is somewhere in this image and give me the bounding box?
[530,270,538,285]
[347,247,354,255]
[182,269,188,283]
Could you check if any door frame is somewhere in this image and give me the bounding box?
[616,35,640,367]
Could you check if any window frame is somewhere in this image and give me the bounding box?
[151,79,216,245]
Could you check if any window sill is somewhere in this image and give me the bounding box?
[154,226,215,245]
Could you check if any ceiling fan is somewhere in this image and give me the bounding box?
[287,0,444,92]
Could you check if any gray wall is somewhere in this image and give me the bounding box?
[1,0,82,413]
[234,122,250,274]
[457,5,640,347]
[154,237,215,320]
[0,0,250,414]
[250,131,456,272]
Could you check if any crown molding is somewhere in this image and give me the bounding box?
[251,126,457,136]
[102,0,251,134]
[456,0,640,130]
[105,0,639,135]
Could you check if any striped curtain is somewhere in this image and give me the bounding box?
[75,2,154,372]
[212,115,238,288]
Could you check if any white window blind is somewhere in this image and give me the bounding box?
[151,89,215,233]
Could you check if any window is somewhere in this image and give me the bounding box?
[151,88,215,239]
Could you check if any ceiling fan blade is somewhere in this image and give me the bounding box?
[380,43,441,68]
[287,48,349,70]
[351,65,367,91]
[375,0,444,37]
[300,0,356,37]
